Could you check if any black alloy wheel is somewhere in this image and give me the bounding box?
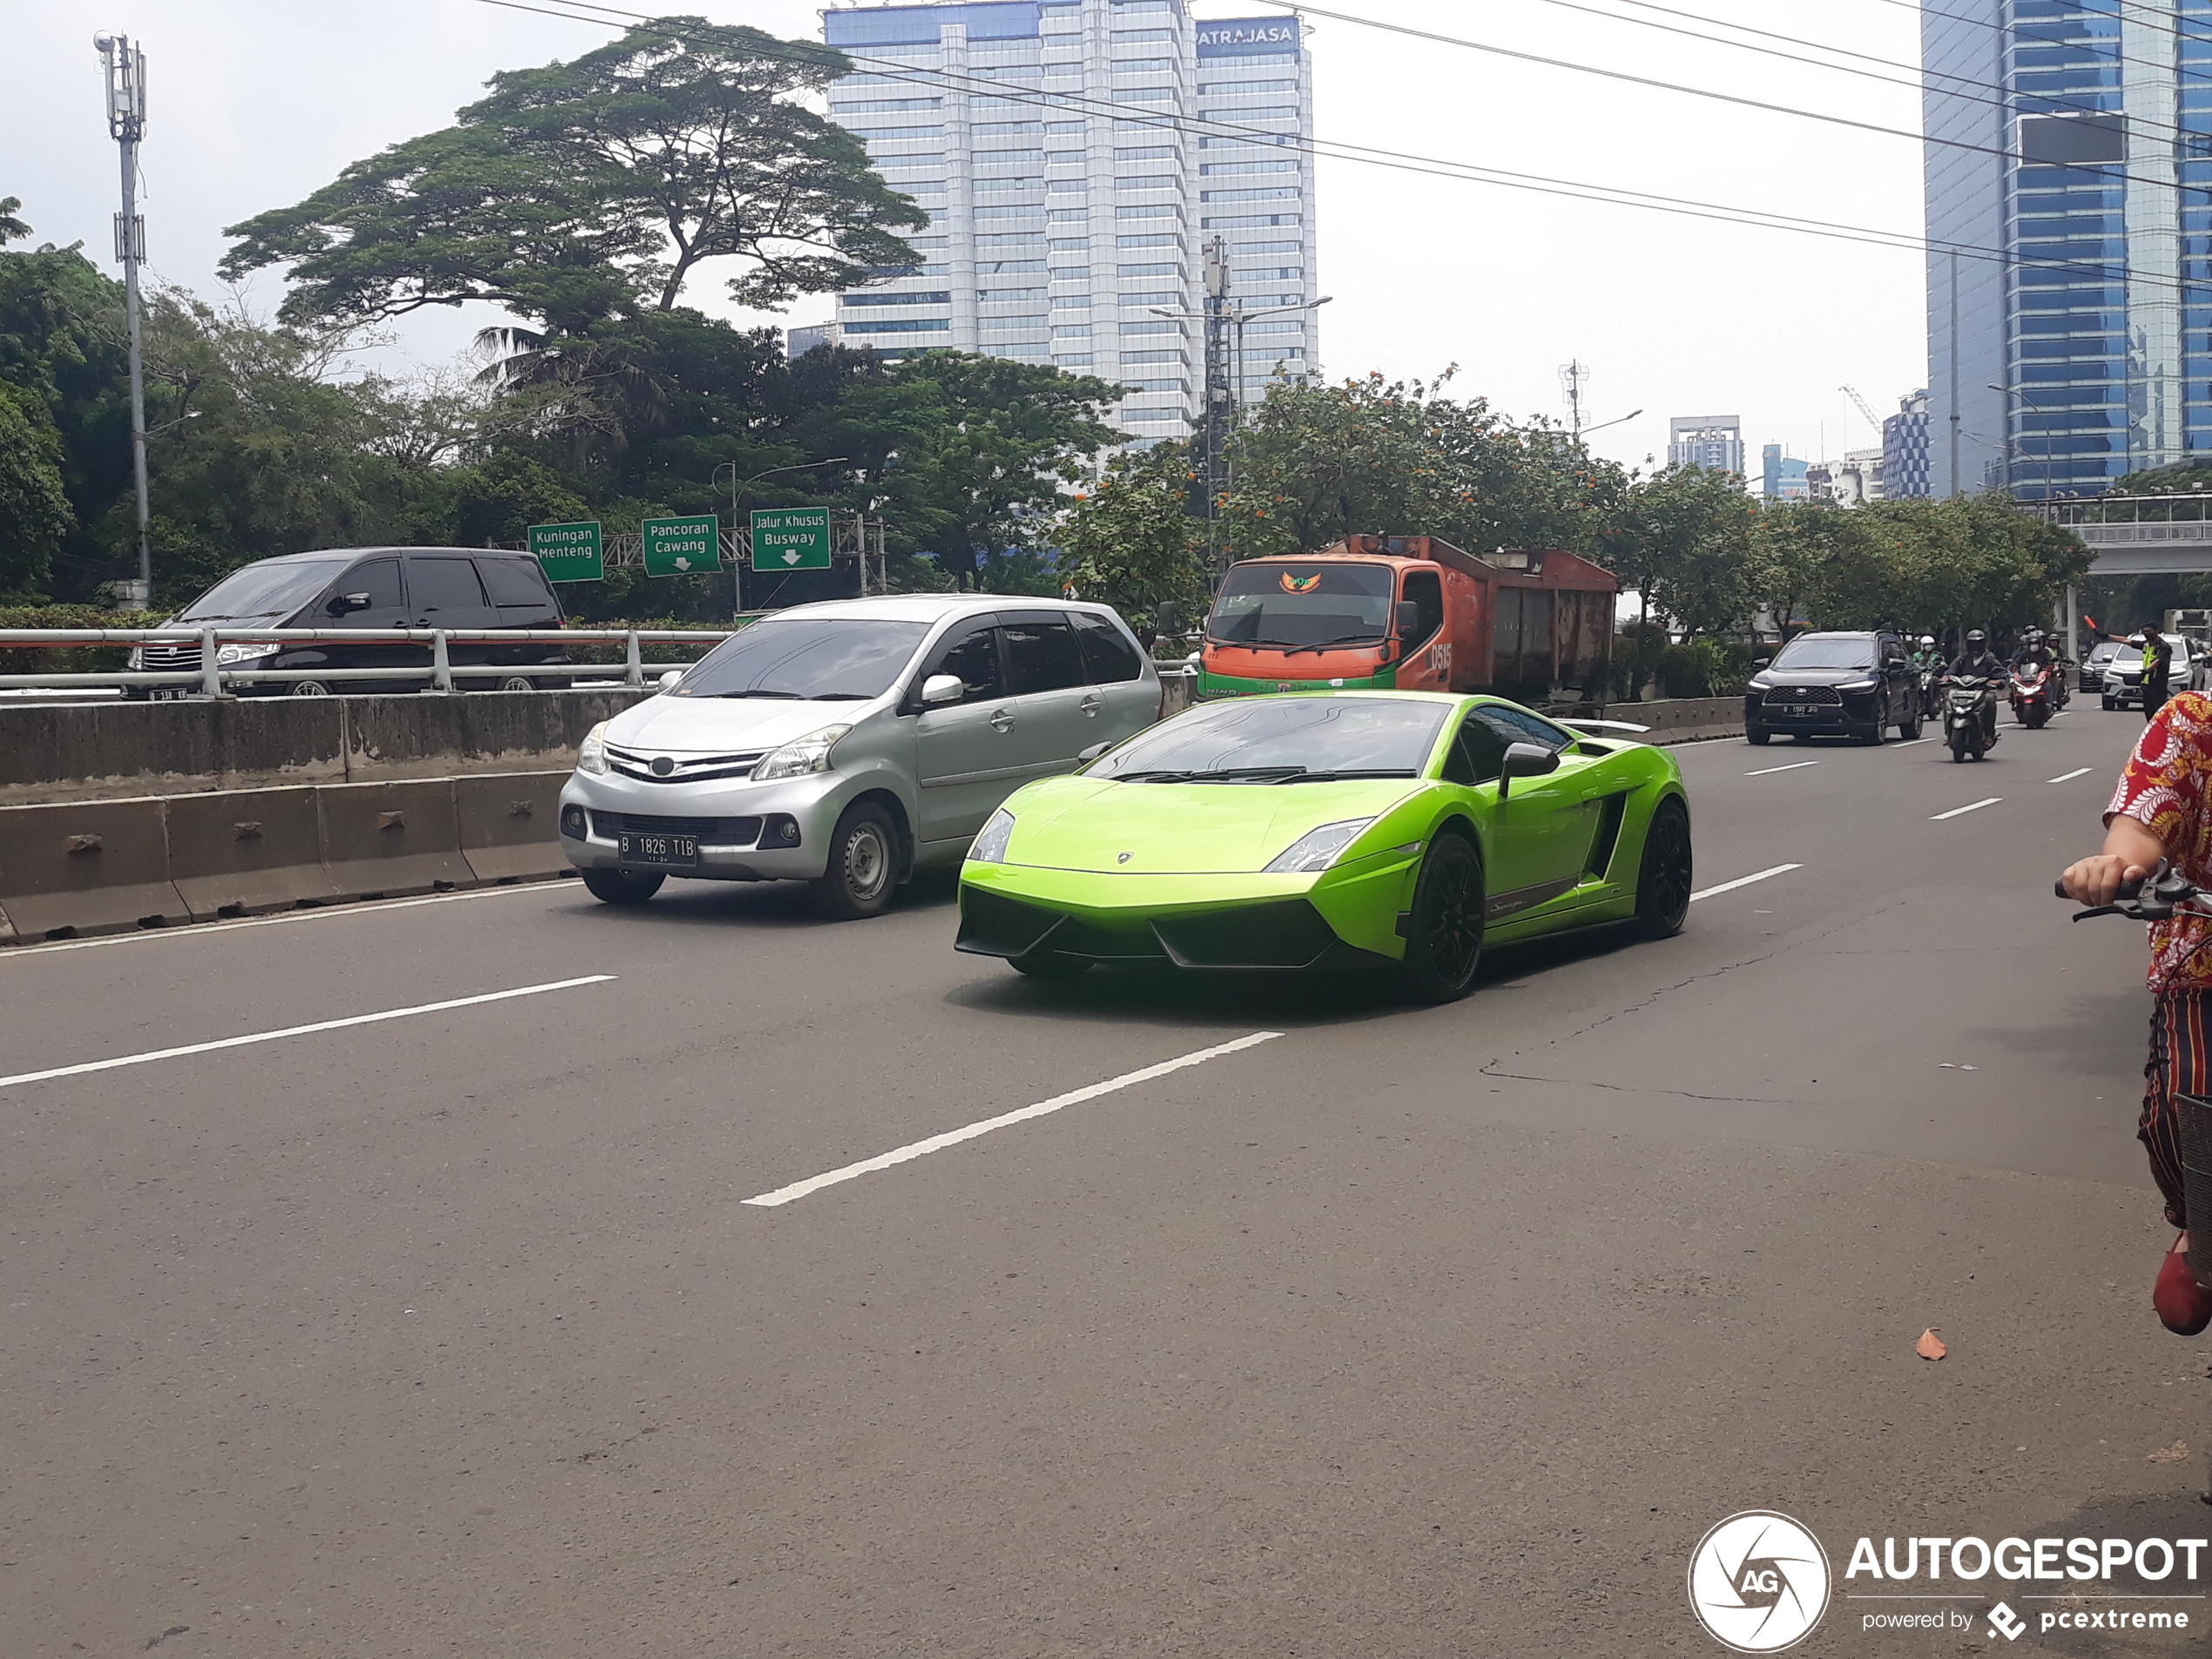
[1398,832,1484,1004]
[1634,797,1694,940]
[1898,705,1922,740]
[811,800,899,920]
[583,867,664,905]
[1745,723,1770,746]
[1858,700,1887,745]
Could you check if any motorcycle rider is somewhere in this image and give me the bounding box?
[2059,688,2212,1332]
[2144,622,2177,724]
[1912,634,1944,718]
[1948,628,2005,746]
[2011,628,2066,713]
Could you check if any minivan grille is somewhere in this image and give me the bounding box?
[141,642,202,670]
[591,811,762,845]
[604,745,765,784]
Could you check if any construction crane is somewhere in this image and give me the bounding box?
[1840,384,1883,436]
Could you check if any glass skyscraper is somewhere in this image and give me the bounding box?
[813,0,1318,443]
[1924,2,2209,499]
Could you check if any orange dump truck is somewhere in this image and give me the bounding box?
[1194,535,1619,706]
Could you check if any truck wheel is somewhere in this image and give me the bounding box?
[583,868,664,905]
[1634,798,1693,940]
[810,800,897,920]
[1398,832,1483,1004]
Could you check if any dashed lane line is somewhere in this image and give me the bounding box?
[2047,768,2094,784]
[0,975,617,1089]
[1745,760,1819,777]
[1689,864,1803,903]
[742,1032,1285,1208]
[1931,798,2003,821]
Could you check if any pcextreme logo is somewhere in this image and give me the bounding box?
[1688,1512,1832,1653]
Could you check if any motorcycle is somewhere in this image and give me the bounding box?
[2009,660,2054,730]
[1919,662,1943,723]
[1943,673,2002,762]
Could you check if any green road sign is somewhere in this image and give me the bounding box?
[529,520,604,583]
[751,506,832,572]
[641,514,721,578]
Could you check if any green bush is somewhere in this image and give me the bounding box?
[0,605,166,671]
[1654,637,1755,700]
[559,615,745,666]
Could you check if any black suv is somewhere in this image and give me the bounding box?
[1743,630,1921,745]
[132,546,570,698]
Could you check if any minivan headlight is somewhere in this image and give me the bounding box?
[752,723,853,781]
[1264,817,1376,874]
[577,720,611,775]
[215,641,280,665]
[969,807,1016,864]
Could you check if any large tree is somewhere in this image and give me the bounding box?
[0,382,72,593]
[1054,438,1210,639]
[1602,464,1759,636]
[219,17,926,334]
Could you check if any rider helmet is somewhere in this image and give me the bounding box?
[1919,635,1934,647]
[1966,629,1986,644]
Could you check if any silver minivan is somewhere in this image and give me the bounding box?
[558,595,1162,917]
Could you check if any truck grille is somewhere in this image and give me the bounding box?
[591,811,762,846]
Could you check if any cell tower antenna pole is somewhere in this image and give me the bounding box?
[1560,360,1589,440]
[98,32,152,608]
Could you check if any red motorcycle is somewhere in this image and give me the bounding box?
[2009,659,2054,729]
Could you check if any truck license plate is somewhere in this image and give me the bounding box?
[617,833,698,867]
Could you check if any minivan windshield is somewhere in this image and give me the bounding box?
[1090,695,1447,781]
[670,617,933,701]
[172,558,352,624]
[1208,562,1394,651]
[1772,636,1876,671]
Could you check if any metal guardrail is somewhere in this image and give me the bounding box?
[2073,523,2212,543]
[0,625,740,696]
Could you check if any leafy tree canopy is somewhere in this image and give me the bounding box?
[0,381,73,594]
[1055,438,1210,638]
[219,17,926,333]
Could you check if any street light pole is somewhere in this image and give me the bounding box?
[97,33,151,609]
[1987,382,2056,499]
[711,458,847,617]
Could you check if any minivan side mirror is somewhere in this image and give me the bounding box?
[921,672,965,706]
[327,591,372,616]
[1394,599,1420,636]
[1496,740,1561,800]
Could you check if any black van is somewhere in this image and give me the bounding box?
[133,547,570,698]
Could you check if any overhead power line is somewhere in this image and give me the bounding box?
[458,0,2212,304]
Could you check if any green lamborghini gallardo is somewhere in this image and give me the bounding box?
[954,691,1692,1003]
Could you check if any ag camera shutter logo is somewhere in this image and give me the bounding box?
[1688,1511,1832,1652]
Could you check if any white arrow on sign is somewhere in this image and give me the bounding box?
[783,549,802,564]
[673,556,691,571]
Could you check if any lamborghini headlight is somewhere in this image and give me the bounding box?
[1263,817,1376,874]
[752,723,853,782]
[577,720,611,775]
[969,807,1015,864]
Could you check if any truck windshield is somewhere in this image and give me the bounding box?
[1090,696,1447,780]
[172,559,352,624]
[1208,563,1394,649]
[671,618,933,701]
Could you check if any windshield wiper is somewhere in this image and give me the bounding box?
[1117,765,1310,784]
[711,689,805,699]
[1267,768,1417,782]
[1283,632,1385,657]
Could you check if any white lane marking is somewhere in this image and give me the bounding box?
[1689,863,1803,903]
[1931,797,2003,821]
[1744,760,1819,777]
[1891,738,1932,748]
[1,878,573,960]
[2047,767,2094,784]
[0,975,616,1089]
[743,1031,1285,1208]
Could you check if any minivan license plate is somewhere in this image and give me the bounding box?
[617,832,698,867]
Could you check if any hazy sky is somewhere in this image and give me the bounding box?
[9,0,1930,476]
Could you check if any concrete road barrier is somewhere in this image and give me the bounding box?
[0,796,189,941]
[457,771,570,885]
[316,779,475,900]
[166,786,342,920]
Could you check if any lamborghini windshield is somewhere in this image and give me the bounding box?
[1206,562,1395,650]
[1089,696,1447,782]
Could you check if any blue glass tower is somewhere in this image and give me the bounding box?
[1923,2,2209,499]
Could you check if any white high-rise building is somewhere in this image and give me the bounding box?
[813,1,1317,443]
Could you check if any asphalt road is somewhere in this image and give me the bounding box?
[3,703,2205,1657]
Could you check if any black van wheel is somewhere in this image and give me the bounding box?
[292,680,333,697]
[583,868,664,905]
[494,674,536,691]
[811,801,898,920]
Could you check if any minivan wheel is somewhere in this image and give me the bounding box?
[811,801,898,920]
[293,680,333,697]
[582,867,664,905]
[494,674,536,691]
